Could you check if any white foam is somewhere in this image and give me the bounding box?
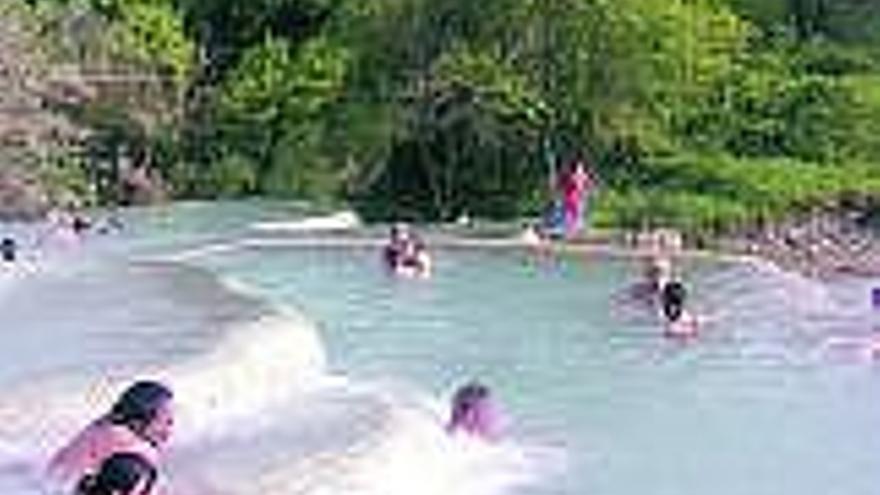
[0,246,561,495]
[697,258,839,324]
[165,309,329,443]
[303,401,559,495]
[163,381,563,495]
[252,211,361,233]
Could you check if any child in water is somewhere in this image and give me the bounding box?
[74,452,156,495]
[383,224,432,278]
[447,382,501,441]
[659,281,699,339]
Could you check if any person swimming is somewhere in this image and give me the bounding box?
[447,382,500,440]
[871,287,880,311]
[383,224,432,277]
[1,237,16,263]
[659,281,699,339]
[48,381,174,488]
[74,452,157,495]
[383,223,409,268]
[72,214,92,235]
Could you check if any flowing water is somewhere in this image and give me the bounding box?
[0,202,878,495]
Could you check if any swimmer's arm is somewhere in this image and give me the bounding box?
[46,426,95,480]
[419,253,432,277]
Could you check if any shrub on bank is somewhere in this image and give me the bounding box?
[592,153,880,237]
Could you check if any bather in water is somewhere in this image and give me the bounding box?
[447,382,501,441]
[48,381,174,490]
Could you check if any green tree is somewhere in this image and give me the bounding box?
[205,36,348,199]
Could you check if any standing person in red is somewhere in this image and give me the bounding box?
[559,157,596,239]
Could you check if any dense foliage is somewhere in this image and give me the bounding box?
[8,0,880,230]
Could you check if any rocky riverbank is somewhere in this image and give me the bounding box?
[0,165,51,221]
[717,206,880,278]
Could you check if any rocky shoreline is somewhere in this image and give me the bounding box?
[0,159,167,221]
[716,207,880,278]
[570,206,880,279]
[0,165,51,221]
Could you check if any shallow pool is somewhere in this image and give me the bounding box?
[0,204,878,495]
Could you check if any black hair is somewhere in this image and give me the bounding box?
[451,382,489,419]
[72,216,91,234]
[107,381,172,443]
[1,237,16,262]
[75,452,156,495]
[661,281,687,322]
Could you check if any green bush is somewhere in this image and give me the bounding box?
[196,153,257,197]
[594,152,880,235]
[39,155,97,207]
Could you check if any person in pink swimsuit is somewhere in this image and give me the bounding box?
[48,381,174,490]
[559,160,595,239]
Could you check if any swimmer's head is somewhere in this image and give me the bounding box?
[448,381,499,439]
[76,452,156,495]
[390,222,410,240]
[1,237,15,262]
[107,380,174,447]
[661,281,687,322]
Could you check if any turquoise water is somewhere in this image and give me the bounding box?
[193,243,880,495]
[0,203,879,495]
